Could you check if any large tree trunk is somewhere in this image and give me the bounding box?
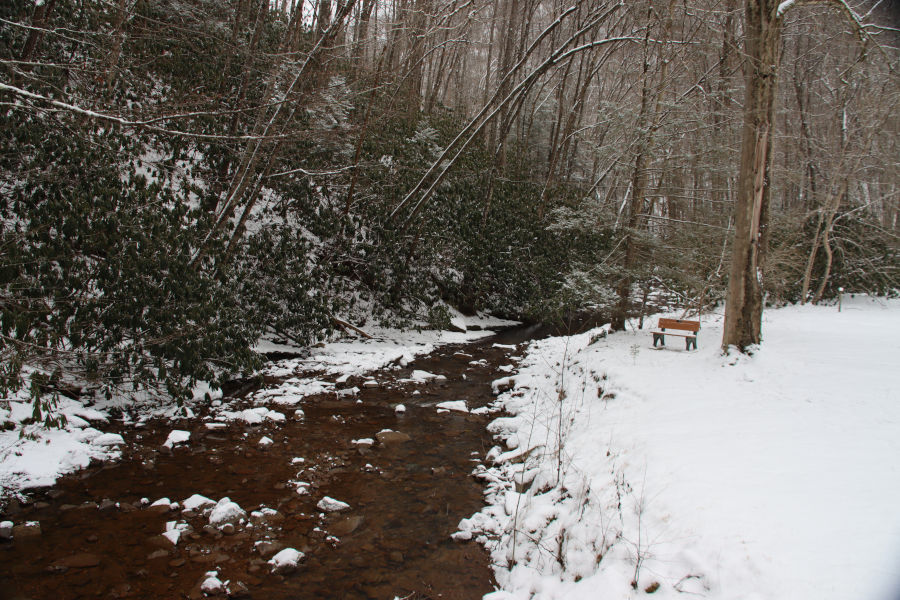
[721,0,781,351]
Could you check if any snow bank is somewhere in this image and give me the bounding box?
[466,297,900,600]
[0,392,122,494]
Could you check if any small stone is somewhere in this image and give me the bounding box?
[147,549,169,560]
[53,552,100,568]
[169,558,186,567]
[375,430,411,445]
[254,540,285,559]
[99,499,117,511]
[330,515,363,536]
[389,551,403,563]
[148,534,176,549]
[34,501,51,510]
[119,502,137,513]
[250,508,284,528]
[0,521,13,539]
[12,521,42,539]
[228,581,251,599]
[86,534,99,543]
[221,523,235,535]
[108,583,132,598]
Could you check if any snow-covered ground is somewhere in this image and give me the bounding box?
[1,313,517,500]
[462,296,900,600]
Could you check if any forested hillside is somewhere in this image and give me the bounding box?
[1,0,897,410]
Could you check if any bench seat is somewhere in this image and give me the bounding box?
[651,318,700,351]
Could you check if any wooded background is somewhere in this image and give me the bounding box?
[1,0,897,408]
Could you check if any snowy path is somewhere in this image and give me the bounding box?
[463,297,900,600]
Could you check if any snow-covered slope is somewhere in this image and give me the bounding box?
[465,296,900,600]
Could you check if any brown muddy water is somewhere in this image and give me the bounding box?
[0,332,528,600]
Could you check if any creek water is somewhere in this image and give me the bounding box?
[0,332,527,600]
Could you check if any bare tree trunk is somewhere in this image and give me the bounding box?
[103,0,130,90]
[722,0,781,351]
[19,0,58,68]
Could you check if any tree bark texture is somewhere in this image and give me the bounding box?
[722,0,781,351]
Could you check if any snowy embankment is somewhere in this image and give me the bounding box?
[461,297,900,600]
[0,312,516,499]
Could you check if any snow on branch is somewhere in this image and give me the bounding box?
[0,81,293,141]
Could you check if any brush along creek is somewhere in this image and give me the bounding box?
[0,331,530,600]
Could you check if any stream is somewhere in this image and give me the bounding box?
[0,329,532,600]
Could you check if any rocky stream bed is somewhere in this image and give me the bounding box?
[0,331,528,600]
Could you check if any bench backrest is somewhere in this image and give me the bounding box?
[658,318,700,332]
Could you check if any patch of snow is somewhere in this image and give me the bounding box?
[217,407,285,424]
[435,400,468,413]
[192,381,223,403]
[90,433,125,447]
[258,436,274,447]
[408,370,447,383]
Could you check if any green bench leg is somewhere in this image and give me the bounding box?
[653,333,664,347]
[685,337,697,351]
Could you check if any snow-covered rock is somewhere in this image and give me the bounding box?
[258,436,274,447]
[409,370,447,382]
[375,429,410,444]
[91,433,125,446]
[435,400,468,413]
[182,494,215,513]
[217,407,284,425]
[316,496,350,513]
[268,547,304,574]
[208,497,246,528]
[162,430,190,449]
[200,571,225,594]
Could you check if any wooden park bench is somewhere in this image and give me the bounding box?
[651,318,700,351]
